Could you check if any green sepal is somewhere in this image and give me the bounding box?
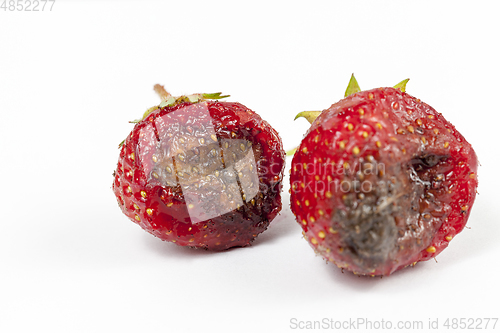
[344,74,361,97]
[187,94,201,103]
[202,92,230,100]
[286,147,297,156]
[159,96,176,108]
[129,105,160,123]
[393,78,410,92]
[156,93,229,109]
[294,111,322,124]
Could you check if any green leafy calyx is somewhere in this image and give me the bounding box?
[120,85,230,147]
[131,86,230,124]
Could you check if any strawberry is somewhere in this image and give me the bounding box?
[113,85,285,250]
[290,75,478,276]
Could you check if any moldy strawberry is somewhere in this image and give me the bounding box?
[290,75,478,276]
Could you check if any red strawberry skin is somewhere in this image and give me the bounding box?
[113,100,285,250]
[290,87,478,276]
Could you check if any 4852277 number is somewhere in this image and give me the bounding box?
[1,0,55,11]
[443,318,498,330]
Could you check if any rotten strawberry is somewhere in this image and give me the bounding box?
[113,85,285,250]
[290,75,478,276]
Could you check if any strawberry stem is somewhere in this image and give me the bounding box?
[154,84,172,101]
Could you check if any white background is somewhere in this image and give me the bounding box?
[1,1,499,332]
